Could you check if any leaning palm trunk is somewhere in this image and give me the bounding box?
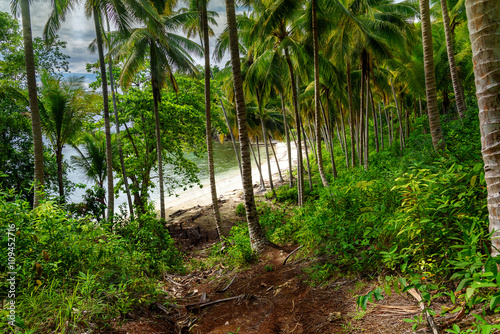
[106,16,134,219]
[226,0,270,253]
[347,62,356,167]
[389,76,405,150]
[202,4,222,237]
[280,94,293,188]
[440,0,466,119]
[420,0,445,150]
[301,117,313,192]
[378,103,384,150]
[260,111,274,192]
[465,0,500,256]
[268,135,283,182]
[285,48,304,205]
[21,0,44,207]
[250,140,265,190]
[152,82,165,220]
[93,8,114,220]
[312,0,328,187]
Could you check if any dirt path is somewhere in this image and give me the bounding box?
[111,191,448,334]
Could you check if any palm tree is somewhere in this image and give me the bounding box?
[224,0,271,253]
[439,0,466,119]
[71,131,108,219]
[200,0,223,236]
[119,6,201,220]
[311,0,329,187]
[465,0,500,256]
[15,0,44,207]
[39,72,86,201]
[43,0,141,220]
[419,0,445,150]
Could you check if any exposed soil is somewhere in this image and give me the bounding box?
[109,185,486,334]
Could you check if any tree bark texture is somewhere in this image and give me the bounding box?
[225,0,269,252]
[465,0,500,256]
[93,8,114,219]
[420,0,445,150]
[21,0,44,207]
[202,4,222,236]
[440,0,467,119]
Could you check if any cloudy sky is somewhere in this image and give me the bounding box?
[0,0,232,75]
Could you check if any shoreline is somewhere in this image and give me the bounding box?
[162,141,296,217]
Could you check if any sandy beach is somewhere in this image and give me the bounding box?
[163,141,296,216]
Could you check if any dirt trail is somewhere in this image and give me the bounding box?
[111,192,446,334]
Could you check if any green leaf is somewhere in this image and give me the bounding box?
[490,293,500,311]
[456,278,472,292]
[485,256,498,276]
[470,175,477,186]
[466,287,475,300]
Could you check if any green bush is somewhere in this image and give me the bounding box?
[0,190,180,333]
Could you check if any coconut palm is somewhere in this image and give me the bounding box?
[438,0,466,119]
[119,6,202,220]
[12,0,44,207]
[248,0,305,204]
[419,0,445,150]
[465,0,500,256]
[182,0,222,236]
[224,0,272,253]
[43,0,140,220]
[71,131,108,219]
[39,72,86,201]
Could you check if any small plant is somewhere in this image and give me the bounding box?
[265,265,274,272]
[236,203,246,216]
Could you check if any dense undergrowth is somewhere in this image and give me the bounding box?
[0,193,183,333]
[215,109,500,332]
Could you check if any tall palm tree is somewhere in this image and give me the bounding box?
[419,0,445,150]
[43,0,136,220]
[465,0,500,256]
[15,0,44,207]
[311,0,329,187]
[439,0,466,119]
[39,72,86,201]
[248,0,305,204]
[200,0,223,236]
[119,7,201,220]
[224,0,271,253]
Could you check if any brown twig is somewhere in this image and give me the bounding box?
[283,245,304,265]
[216,274,237,293]
[407,288,439,334]
[184,294,245,311]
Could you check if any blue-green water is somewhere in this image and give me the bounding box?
[65,141,266,210]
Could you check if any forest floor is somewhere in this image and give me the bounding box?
[108,182,475,334]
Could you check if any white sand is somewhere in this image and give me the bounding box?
[163,141,297,216]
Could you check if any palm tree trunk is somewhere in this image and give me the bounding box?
[300,116,313,192]
[370,86,379,153]
[20,0,44,207]
[320,99,337,178]
[389,75,405,150]
[338,101,349,168]
[364,72,369,171]
[420,0,446,150]
[280,94,293,188]
[440,0,466,119]
[379,102,384,150]
[250,140,265,191]
[202,4,222,237]
[359,71,365,167]
[56,145,64,201]
[226,0,269,253]
[259,105,274,192]
[93,8,114,220]
[347,61,356,167]
[106,15,134,219]
[312,0,328,187]
[269,135,283,182]
[465,0,500,256]
[285,48,304,205]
